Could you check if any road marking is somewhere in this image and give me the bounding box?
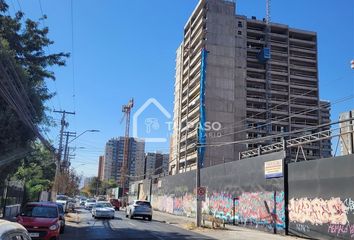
[128,222,136,227]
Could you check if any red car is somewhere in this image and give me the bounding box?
[109,199,121,211]
[17,202,61,240]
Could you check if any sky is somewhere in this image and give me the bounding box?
[9,0,354,177]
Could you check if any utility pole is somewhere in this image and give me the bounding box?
[52,110,75,201]
[63,131,76,170]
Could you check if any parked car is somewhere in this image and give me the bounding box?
[55,203,66,234]
[97,195,107,201]
[109,199,121,211]
[0,220,31,240]
[84,199,96,210]
[56,195,69,212]
[79,197,87,206]
[91,202,115,219]
[66,198,76,212]
[126,200,152,221]
[17,202,61,240]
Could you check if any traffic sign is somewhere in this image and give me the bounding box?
[197,187,206,201]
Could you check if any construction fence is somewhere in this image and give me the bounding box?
[129,153,354,240]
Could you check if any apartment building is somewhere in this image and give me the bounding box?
[169,0,331,174]
[145,152,169,179]
[339,110,354,155]
[103,137,145,186]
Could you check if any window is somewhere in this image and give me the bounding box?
[238,21,243,27]
[238,31,242,35]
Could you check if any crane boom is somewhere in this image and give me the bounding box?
[120,98,134,197]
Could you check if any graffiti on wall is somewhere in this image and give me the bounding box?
[152,190,285,231]
[235,191,285,230]
[289,197,348,225]
[151,193,196,217]
[289,197,354,239]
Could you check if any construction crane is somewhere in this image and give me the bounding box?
[258,0,272,143]
[120,98,134,199]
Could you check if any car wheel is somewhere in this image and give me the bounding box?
[117,207,120,211]
[111,216,114,219]
[60,226,65,234]
[129,211,134,219]
[148,216,152,221]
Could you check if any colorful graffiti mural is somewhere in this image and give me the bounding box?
[235,191,285,230]
[151,190,285,231]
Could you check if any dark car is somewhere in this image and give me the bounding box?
[55,203,66,234]
[0,220,31,240]
[17,202,61,240]
[109,199,121,211]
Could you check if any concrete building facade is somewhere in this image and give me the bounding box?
[339,110,354,155]
[170,0,331,174]
[103,137,145,185]
[145,152,169,179]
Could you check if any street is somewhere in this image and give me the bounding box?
[61,209,214,240]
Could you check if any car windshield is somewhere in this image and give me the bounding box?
[87,199,96,203]
[22,205,58,218]
[136,201,151,207]
[57,196,68,201]
[57,204,64,214]
[96,203,112,208]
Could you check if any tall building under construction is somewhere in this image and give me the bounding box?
[169,0,331,174]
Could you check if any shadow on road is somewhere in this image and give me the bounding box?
[61,220,215,240]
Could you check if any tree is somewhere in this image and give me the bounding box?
[86,178,118,196]
[0,0,69,185]
[14,143,56,202]
[56,168,81,197]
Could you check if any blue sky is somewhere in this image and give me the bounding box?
[12,0,353,177]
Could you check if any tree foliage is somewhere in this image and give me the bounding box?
[85,177,118,197]
[14,143,56,202]
[0,0,68,184]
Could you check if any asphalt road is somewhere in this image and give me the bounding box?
[61,209,214,240]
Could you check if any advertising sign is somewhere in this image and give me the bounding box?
[264,159,283,179]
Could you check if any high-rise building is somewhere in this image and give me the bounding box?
[339,110,354,155]
[84,177,94,188]
[170,0,331,174]
[98,155,105,181]
[103,137,145,186]
[145,152,169,179]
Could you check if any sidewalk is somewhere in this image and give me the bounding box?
[152,211,302,240]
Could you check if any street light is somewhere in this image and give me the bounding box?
[68,129,100,144]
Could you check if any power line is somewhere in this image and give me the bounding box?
[206,94,353,140]
[208,89,316,133]
[200,117,354,148]
[70,0,76,113]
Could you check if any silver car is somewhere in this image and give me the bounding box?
[126,200,152,221]
[0,220,31,240]
[92,202,115,219]
[85,199,96,210]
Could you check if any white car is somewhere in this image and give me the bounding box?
[85,199,96,210]
[56,195,69,212]
[0,220,31,240]
[126,200,152,221]
[92,202,115,219]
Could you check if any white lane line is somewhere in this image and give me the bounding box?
[128,222,137,227]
